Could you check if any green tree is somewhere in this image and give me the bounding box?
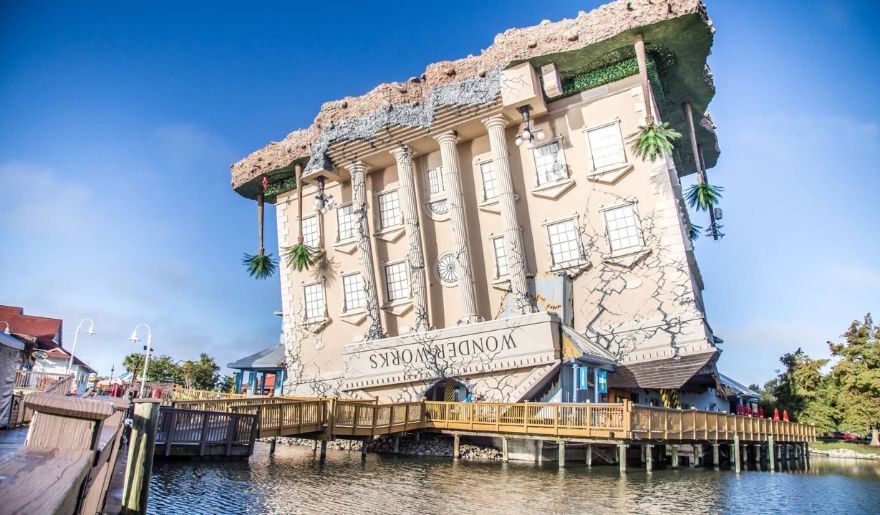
[121,352,182,383]
[218,374,237,393]
[828,314,880,440]
[773,348,839,435]
[181,354,220,390]
[122,353,144,381]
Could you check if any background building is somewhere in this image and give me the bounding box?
[231,0,735,408]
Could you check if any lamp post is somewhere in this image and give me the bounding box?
[67,318,96,374]
[129,324,153,397]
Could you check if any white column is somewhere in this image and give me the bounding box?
[434,130,479,324]
[346,160,383,340]
[483,115,531,314]
[390,145,430,332]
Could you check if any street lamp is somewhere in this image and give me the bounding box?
[129,323,153,397]
[67,319,96,374]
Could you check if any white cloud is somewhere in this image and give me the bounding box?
[0,160,97,234]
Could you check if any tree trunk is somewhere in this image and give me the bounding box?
[257,192,265,255]
[871,425,880,447]
[634,35,654,125]
[295,163,304,245]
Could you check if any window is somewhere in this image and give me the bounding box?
[342,273,366,312]
[337,204,356,241]
[492,237,509,278]
[384,262,409,302]
[547,219,582,266]
[378,191,402,229]
[426,167,444,196]
[604,204,643,252]
[533,141,567,185]
[302,215,320,247]
[436,252,458,284]
[429,200,449,216]
[303,282,325,321]
[479,161,498,201]
[587,123,626,170]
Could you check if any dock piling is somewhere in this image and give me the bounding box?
[319,440,327,463]
[585,443,592,468]
[644,444,653,471]
[768,436,775,472]
[269,437,277,456]
[122,399,161,515]
[392,434,400,454]
[361,440,368,460]
[804,442,811,470]
[733,435,741,474]
[453,434,460,460]
[618,444,627,473]
[691,444,700,468]
[502,437,509,463]
[712,443,719,470]
[671,444,679,468]
[558,441,566,469]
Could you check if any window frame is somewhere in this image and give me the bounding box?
[301,214,321,248]
[584,119,627,172]
[376,188,403,230]
[544,216,586,269]
[532,138,569,186]
[477,160,499,202]
[302,281,326,322]
[336,202,357,242]
[490,235,510,279]
[340,272,367,314]
[601,202,645,254]
[383,261,410,303]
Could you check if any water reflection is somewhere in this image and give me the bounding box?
[149,443,880,514]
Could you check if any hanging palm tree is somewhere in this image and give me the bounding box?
[685,182,724,212]
[283,162,316,272]
[630,121,682,161]
[242,178,277,279]
[688,222,703,243]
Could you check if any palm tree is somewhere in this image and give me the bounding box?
[242,177,278,279]
[284,162,315,271]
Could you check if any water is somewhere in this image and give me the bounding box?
[149,442,880,514]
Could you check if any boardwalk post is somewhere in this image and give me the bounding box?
[164,409,176,456]
[392,434,400,454]
[319,440,328,463]
[585,443,592,468]
[198,412,210,457]
[768,435,775,472]
[453,434,460,460]
[644,444,653,471]
[804,442,811,470]
[754,443,762,471]
[558,441,566,469]
[502,436,509,463]
[537,440,544,464]
[733,434,741,474]
[712,443,719,470]
[269,437,277,456]
[690,444,699,468]
[617,444,627,473]
[122,399,161,515]
[361,440,368,460]
[670,444,679,468]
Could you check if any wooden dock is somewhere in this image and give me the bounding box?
[168,391,815,472]
[155,407,258,457]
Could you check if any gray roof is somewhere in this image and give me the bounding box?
[561,325,617,364]
[227,345,286,371]
[608,350,719,390]
[717,373,760,399]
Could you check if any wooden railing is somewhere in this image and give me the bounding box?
[14,370,74,393]
[172,385,250,401]
[172,396,305,413]
[231,401,327,438]
[332,400,424,437]
[424,401,627,438]
[630,405,815,442]
[156,407,258,457]
[0,393,130,514]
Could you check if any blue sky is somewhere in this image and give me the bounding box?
[1,0,877,386]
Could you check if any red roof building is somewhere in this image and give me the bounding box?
[0,305,63,351]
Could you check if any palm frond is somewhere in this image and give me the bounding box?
[242,252,277,279]
[283,243,317,271]
[685,182,724,211]
[629,121,682,161]
[688,223,703,243]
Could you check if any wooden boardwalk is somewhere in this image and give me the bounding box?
[168,391,815,471]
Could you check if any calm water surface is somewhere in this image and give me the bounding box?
[149,442,880,514]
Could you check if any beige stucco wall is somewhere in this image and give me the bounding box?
[277,72,712,399]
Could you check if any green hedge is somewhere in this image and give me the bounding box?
[264,177,297,198]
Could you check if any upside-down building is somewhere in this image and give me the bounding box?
[230,0,744,412]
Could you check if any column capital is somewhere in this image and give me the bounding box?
[433,130,458,145]
[389,145,414,161]
[482,114,508,130]
[344,159,370,175]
